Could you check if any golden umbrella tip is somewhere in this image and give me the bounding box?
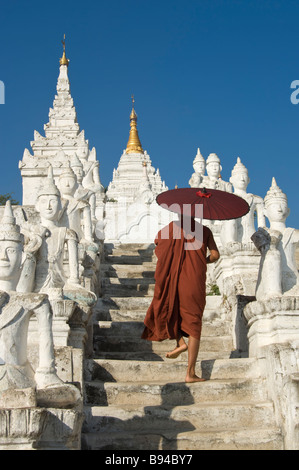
[59,34,69,66]
[126,95,143,154]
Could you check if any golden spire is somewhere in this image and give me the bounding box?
[59,34,69,67]
[126,95,143,154]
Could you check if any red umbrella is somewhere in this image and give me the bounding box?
[156,187,250,220]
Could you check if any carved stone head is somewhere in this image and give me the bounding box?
[59,164,77,196]
[35,165,62,224]
[230,157,250,192]
[70,154,84,184]
[264,178,290,224]
[193,148,205,175]
[206,153,222,178]
[0,201,23,290]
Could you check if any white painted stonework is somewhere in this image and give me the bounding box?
[0,201,81,406]
[1,42,299,450]
[19,63,104,220]
[104,149,171,243]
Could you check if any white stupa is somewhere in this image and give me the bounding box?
[104,97,170,243]
[19,36,104,214]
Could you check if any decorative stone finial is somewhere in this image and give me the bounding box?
[0,200,22,242]
[193,148,205,163]
[59,34,69,67]
[231,157,248,175]
[70,153,83,169]
[264,177,288,207]
[126,95,143,154]
[37,164,60,198]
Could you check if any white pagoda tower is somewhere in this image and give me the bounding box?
[19,37,104,218]
[104,97,170,243]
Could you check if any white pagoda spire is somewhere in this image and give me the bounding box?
[19,36,103,207]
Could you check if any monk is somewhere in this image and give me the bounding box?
[141,216,220,383]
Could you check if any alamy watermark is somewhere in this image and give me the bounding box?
[290,80,299,104]
[0,81,4,104]
[96,201,204,251]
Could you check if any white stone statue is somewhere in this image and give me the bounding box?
[220,157,265,247]
[250,178,298,300]
[21,165,81,298]
[189,148,205,187]
[58,163,93,243]
[0,201,63,391]
[251,227,283,300]
[263,177,299,294]
[201,153,232,192]
[70,153,98,226]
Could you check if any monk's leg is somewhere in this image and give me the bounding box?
[185,336,205,383]
[166,336,188,359]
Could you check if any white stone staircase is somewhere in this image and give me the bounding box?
[81,243,284,450]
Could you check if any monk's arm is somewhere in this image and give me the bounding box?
[206,230,220,264]
[206,249,220,264]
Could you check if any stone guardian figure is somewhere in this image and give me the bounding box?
[264,178,299,294]
[189,148,205,188]
[220,157,265,248]
[25,165,81,297]
[0,201,62,391]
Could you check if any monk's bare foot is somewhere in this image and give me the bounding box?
[185,374,206,383]
[166,344,188,359]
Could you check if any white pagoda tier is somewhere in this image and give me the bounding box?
[19,38,104,218]
[104,99,171,243]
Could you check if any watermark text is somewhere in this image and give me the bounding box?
[0,81,4,104]
[290,80,299,104]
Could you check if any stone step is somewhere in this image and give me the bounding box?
[81,427,283,450]
[84,377,268,406]
[83,401,277,434]
[104,243,155,256]
[94,295,224,322]
[94,319,231,337]
[97,296,152,311]
[93,334,234,355]
[95,295,223,314]
[104,254,156,265]
[95,307,225,323]
[101,278,155,297]
[100,263,156,278]
[84,357,262,383]
[94,308,145,322]
[92,350,241,362]
[100,280,225,299]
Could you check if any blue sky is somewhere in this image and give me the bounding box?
[0,0,298,227]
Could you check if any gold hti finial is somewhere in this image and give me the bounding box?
[126,95,143,154]
[60,34,69,67]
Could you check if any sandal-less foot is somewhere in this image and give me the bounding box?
[185,374,206,383]
[166,344,188,359]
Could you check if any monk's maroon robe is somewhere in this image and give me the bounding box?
[141,220,218,341]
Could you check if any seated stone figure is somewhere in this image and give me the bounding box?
[0,200,62,391]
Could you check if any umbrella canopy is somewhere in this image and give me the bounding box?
[156,187,250,220]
